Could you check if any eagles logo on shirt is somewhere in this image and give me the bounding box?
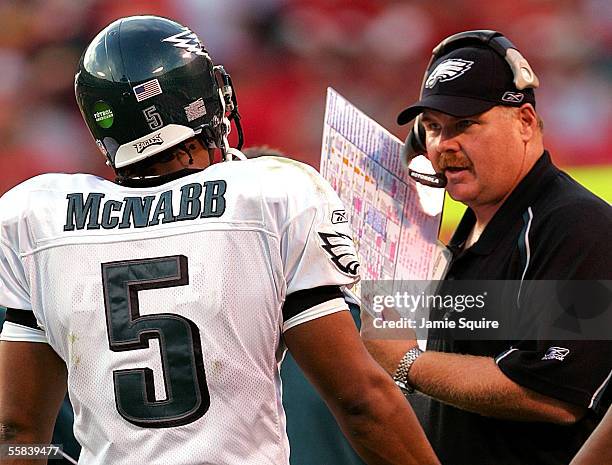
[318,231,360,277]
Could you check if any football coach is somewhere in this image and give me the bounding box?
[363,30,612,465]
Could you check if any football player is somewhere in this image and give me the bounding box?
[0,16,439,465]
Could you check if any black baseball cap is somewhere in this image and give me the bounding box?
[397,45,536,125]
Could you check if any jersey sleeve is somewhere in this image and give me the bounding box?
[271,160,360,331]
[0,185,32,310]
[1,320,48,343]
[0,240,31,310]
[0,181,49,343]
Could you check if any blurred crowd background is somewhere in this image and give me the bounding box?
[0,0,610,197]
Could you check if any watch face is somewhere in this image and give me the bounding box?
[395,379,414,395]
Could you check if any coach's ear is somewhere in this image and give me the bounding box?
[516,104,538,142]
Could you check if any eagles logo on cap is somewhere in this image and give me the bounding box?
[397,46,537,125]
[425,59,474,89]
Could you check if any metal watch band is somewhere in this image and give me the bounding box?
[393,347,423,394]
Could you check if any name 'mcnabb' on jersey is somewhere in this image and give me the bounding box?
[63,180,227,231]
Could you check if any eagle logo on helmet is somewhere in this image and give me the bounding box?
[425,59,474,89]
[133,134,164,154]
[162,28,210,57]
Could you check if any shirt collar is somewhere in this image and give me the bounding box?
[448,151,557,255]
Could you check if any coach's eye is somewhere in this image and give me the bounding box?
[457,120,476,130]
[423,122,441,132]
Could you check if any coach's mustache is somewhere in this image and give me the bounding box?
[438,152,471,171]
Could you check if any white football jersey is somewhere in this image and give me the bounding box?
[0,157,360,465]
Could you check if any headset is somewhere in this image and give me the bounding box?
[401,29,539,188]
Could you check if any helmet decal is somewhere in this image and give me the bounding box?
[143,106,164,130]
[162,28,209,57]
[133,133,164,154]
[184,98,207,122]
[114,125,195,169]
[133,79,163,102]
[93,101,114,128]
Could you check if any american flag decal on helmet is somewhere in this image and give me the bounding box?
[133,79,163,102]
[425,59,474,89]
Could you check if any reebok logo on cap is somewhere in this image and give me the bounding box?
[425,59,474,89]
[501,91,525,103]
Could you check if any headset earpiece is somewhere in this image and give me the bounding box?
[402,116,427,166]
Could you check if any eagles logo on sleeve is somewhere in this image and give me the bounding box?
[318,231,360,277]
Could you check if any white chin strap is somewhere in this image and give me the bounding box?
[224,147,246,161]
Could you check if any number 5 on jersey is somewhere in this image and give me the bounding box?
[101,255,209,428]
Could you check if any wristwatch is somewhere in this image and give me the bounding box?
[393,347,423,394]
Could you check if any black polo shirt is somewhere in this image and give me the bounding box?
[421,152,612,465]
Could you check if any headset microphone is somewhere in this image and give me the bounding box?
[408,169,447,188]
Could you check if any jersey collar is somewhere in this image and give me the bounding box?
[115,168,205,188]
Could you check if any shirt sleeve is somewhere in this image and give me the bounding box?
[496,340,611,410]
[1,321,48,343]
[0,308,47,343]
[496,200,612,410]
[282,285,348,332]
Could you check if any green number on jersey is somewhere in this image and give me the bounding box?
[101,255,209,427]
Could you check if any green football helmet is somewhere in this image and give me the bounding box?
[75,15,242,171]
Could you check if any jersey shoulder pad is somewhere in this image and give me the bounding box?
[254,156,339,206]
